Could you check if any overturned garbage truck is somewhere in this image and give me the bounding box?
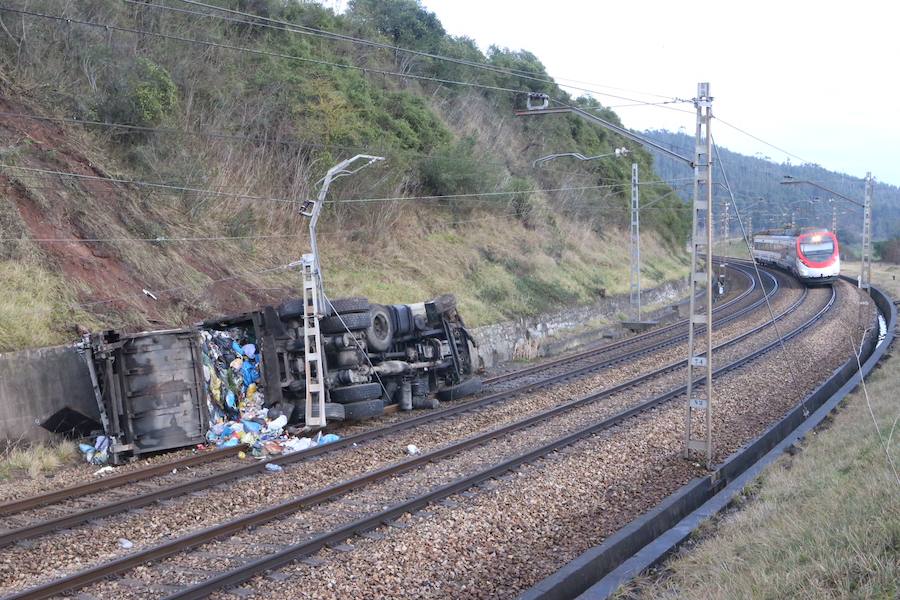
[82,155,481,462]
[86,292,481,463]
[203,292,481,423]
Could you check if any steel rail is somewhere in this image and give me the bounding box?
[484,261,758,385]
[0,266,778,546]
[0,265,753,520]
[3,274,826,600]
[0,265,776,546]
[0,446,246,517]
[164,284,836,600]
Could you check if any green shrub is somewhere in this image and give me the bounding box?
[420,137,497,197]
[95,58,177,130]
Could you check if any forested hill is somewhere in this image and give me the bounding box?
[0,0,691,350]
[644,129,900,243]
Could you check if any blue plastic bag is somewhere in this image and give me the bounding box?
[241,361,260,386]
[241,419,262,434]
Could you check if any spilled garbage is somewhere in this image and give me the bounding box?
[200,329,339,459]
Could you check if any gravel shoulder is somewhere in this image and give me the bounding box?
[216,281,870,599]
[0,276,811,595]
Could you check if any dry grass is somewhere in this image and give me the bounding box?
[0,262,100,350]
[618,262,900,600]
[0,439,78,480]
[714,236,754,260]
[320,211,689,327]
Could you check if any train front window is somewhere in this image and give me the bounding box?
[800,238,834,261]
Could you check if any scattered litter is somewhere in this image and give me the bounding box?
[93,466,115,476]
[118,538,134,549]
[319,433,340,446]
[238,451,246,459]
[405,444,421,456]
[263,441,284,455]
[266,415,288,433]
[172,469,178,475]
[265,463,283,473]
[79,436,110,465]
[283,437,313,454]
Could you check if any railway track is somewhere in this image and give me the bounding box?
[0,266,778,516]
[0,268,745,515]
[479,261,772,391]
[481,260,760,387]
[0,264,775,540]
[0,265,830,600]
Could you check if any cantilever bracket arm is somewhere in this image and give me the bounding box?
[779,177,863,207]
[515,105,695,167]
[532,148,628,168]
[302,154,385,306]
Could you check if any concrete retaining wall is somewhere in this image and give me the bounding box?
[0,344,98,442]
[470,279,688,370]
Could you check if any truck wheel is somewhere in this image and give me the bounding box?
[328,297,370,314]
[321,312,372,334]
[278,298,305,320]
[436,377,483,402]
[343,398,384,421]
[366,304,394,352]
[329,382,382,404]
[324,402,346,421]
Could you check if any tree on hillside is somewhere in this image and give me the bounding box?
[348,0,445,72]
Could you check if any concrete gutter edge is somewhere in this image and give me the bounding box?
[521,280,896,600]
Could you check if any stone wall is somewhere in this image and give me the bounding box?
[470,279,688,370]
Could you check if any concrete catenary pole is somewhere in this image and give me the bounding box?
[630,162,641,320]
[861,172,873,293]
[683,82,715,467]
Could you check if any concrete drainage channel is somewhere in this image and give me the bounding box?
[521,279,896,600]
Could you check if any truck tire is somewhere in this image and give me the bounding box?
[436,377,483,402]
[343,398,384,421]
[366,304,394,352]
[278,298,305,320]
[321,312,372,334]
[324,402,346,421]
[328,296,370,314]
[329,382,382,404]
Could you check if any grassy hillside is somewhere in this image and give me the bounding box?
[0,0,690,350]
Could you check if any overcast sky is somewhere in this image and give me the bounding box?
[414,0,899,186]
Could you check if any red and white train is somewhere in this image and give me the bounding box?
[751,228,840,284]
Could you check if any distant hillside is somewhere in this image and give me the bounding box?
[644,129,900,244]
[0,0,691,350]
